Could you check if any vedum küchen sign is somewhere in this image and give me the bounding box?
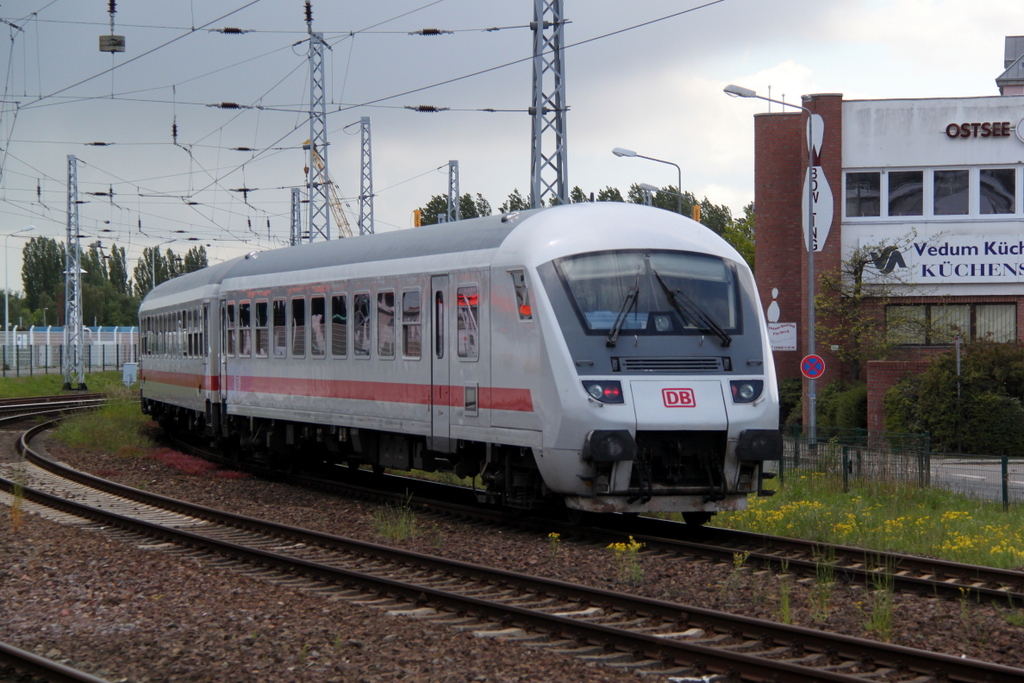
[860,235,1024,284]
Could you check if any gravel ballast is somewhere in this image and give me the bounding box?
[2,433,1023,681]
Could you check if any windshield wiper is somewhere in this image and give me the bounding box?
[606,274,640,348]
[653,270,732,347]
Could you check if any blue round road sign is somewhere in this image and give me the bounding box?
[801,354,825,379]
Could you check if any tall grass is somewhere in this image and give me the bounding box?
[714,473,1024,569]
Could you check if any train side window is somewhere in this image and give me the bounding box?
[434,291,444,360]
[510,270,532,320]
[377,291,395,358]
[291,297,306,357]
[311,296,326,357]
[254,301,269,357]
[202,304,208,356]
[225,304,235,356]
[179,311,186,357]
[331,294,347,357]
[272,299,286,357]
[402,290,421,359]
[353,293,370,357]
[186,310,192,357]
[238,302,252,357]
[457,285,479,360]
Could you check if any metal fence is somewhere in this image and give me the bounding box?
[0,326,139,378]
[774,429,1024,509]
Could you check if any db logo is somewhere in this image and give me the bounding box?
[662,388,696,408]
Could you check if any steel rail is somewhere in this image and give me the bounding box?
[7,427,1024,682]
[0,640,114,683]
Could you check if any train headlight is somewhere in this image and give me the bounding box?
[582,380,624,404]
[583,429,637,462]
[730,379,763,403]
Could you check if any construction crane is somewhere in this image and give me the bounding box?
[303,140,354,238]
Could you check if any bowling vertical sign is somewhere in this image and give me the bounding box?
[801,113,833,252]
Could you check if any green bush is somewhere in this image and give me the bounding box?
[834,382,868,430]
[883,340,1024,454]
[778,377,802,427]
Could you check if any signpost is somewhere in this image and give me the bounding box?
[801,354,825,380]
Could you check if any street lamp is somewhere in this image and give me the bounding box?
[637,182,659,206]
[724,83,818,443]
[612,148,683,215]
[5,225,35,348]
[151,239,177,292]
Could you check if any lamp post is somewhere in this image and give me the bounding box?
[612,148,683,215]
[4,225,35,349]
[724,83,818,444]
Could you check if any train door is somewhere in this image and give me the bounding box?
[430,275,452,452]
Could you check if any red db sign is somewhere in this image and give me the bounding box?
[662,388,696,408]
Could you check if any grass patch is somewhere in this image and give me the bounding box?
[52,390,153,454]
[0,370,132,398]
[713,472,1024,569]
[371,494,417,542]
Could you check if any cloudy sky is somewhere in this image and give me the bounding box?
[1,0,1022,292]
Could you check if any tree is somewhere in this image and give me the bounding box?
[183,245,208,273]
[416,193,492,225]
[133,246,182,298]
[499,189,530,213]
[21,237,65,311]
[107,244,131,296]
[814,235,919,382]
[596,186,624,202]
[720,202,755,270]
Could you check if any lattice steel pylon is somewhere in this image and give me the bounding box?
[447,160,460,222]
[529,0,568,209]
[358,116,374,235]
[63,155,86,390]
[306,30,330,242]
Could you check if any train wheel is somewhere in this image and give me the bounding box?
[564,504,589,527]
[682,512,713,526]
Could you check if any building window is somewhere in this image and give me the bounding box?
[933,169,968,216]
[980,168,1015,214]
[887,303,1016,345]
[402,290,421,359]
[331,294,347,357]
[845,172,880,217]
[888,170,923,216]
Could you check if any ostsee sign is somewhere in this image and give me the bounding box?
[860,235,1024,284]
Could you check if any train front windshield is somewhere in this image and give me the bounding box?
[555,250,740,339]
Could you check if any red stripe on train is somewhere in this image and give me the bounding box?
[141,370,533,412]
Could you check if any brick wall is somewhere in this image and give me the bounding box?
[866,359,932,431]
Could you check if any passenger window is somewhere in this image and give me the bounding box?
[201,305,208,356]
[511,270,532,320]
[238,302,252,357]
[331,294,347,357]
[377,291,395,358]
[255,301,269,357]
[272,299,286,356]
[226,304,236,356]
[434,292,444,360]
[291,297,306,356]
[353,293,371,357]
[311,296,326,357]
[457,286,479,359]
[402,290,421,359]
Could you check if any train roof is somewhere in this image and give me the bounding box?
[142,203,743,311]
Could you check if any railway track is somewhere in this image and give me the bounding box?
[5,424,1023,682]
[188,444,1024,609]
[0,640,112,683]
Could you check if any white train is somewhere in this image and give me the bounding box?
[139,202,781,524]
